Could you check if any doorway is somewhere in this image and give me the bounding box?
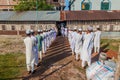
[56,21,66,36]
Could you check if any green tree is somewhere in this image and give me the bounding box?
[14,0,54,11]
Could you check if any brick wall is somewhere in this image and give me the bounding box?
[66,21,120,31]
[0,30,25,35]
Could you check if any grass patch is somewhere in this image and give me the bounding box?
[101,39,120,52]
[0,53,26,80]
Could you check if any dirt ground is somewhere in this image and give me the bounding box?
[0,35,25,54]
[0,35,118,80]
[21,36,86,80]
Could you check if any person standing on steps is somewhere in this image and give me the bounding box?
[24,30,35,74]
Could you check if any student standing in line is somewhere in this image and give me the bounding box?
[94,27,101,53]
[36,29,43,61]
[24,30,35,74]
[81,27,93,68]
[30,30,39,67]
[75,28,83,61]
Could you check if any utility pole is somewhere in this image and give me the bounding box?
[36,0,38,30]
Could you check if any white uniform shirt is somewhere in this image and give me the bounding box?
[75,33,83,54]
[81,33,93,61]
[24,36,34,64]
[94,30,101,47]
[71,31,77,52]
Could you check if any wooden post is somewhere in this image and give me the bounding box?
[17,30,19,36]
[17,26,20,36]
[115,44,120,80]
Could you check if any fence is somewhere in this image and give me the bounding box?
[101,32,120,39]
[0,30,29,36]
[0,30,120,39]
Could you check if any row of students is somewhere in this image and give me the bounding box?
[68,26,101,68]
[24,29,57,74]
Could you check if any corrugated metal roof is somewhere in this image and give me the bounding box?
[0,11,60,21]
[1,10,120,21]
[63,10,120,21]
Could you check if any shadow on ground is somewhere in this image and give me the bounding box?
[22,37,72,80]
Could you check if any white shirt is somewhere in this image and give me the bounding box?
[24,36,34,64]
[81,33,93,61]
[94,30,101,47]
[75,33,83,54]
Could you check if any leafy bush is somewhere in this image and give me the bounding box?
[14,0,54,11]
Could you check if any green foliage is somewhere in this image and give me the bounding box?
[0,53,26,79]
[14,0,54,11]
[101,39,120,52]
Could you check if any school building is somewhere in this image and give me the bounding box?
[0,10,120,35]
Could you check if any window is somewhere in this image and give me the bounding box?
[38,25,42,29]
[2,25,6,30]
[9,9,13,11]
[21,25,24,30]
[30,25,35,30]
[2,9,8,11]
[109,25,113,31]
[53,0,58,2]
[99,25,103,30]
[113,25,118,31]
[11,26,15,30]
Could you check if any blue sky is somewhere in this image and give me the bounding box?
[64,0,120,10]
[64,0,69,10]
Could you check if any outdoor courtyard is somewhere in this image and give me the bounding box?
[0,35,119,80]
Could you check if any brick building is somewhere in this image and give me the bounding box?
[0,11,60,35]
[0,0,18,11]
[61,10,120,32]
[0,10,120,35]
